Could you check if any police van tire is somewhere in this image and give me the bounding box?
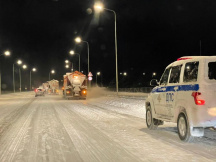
[146,106,158,130]
[177,113,194,142]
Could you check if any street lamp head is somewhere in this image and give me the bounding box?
[4,50,11,56]
[94,3,104,11]
[75,37,82,43]
[69,50,75,55]
[65,64,69,68]
[22,64,27,69]
[97,72,101,75]
[17,60,22,65]
[51,70,55,74]
[65,60,69,64]
[153,72,156,76]
[32,68,37,72]
[123,72,127,76]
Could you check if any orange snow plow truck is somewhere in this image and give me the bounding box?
[63,71,87,99]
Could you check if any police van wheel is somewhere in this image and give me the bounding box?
[146,106,158,130]
[177,113,194,142]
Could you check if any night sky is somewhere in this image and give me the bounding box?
[1,0,216,90]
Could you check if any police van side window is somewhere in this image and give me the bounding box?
[160,68,170,85]
[169,65,182,84]
[208,62,216,80]
[183,62,199,82]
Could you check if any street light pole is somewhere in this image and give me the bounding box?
[19,68,21,92]
[0,62,1,95]
[96,74,98,86]
[13,60,22,93]
[78,54,80,72]
[49,70,55,80]
[0,51,11,95]
[83,41,90,74]
[13,64,15,93]
[30,68,36,91]
[96,72,100,86]
[74,38,90,74]
[30,70,31,91]
[94,5,119,95]
[69,50,81,72]
[75,38,91,87]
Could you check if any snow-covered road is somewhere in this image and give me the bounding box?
[0,91,216,162]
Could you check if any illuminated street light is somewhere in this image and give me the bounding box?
[75,37,82,43]
[152,72,156,78]
[69,50,81,71]
[22,64,27,69]
[0,50,11,95]
[94,3,119,95]
[96,72,101,86]
[65,60,69,64]
[17,60,22,65]
[4,51,10,56]
[69,50,75,55]
[30,68,37,91]
[65,64,69,69]
[123,72,127,76]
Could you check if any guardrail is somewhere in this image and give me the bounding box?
[108,87,153,93]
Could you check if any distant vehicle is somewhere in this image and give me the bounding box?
[146,56,216,142]
[42,82,49,94]
[63,71,87,99]
[47,79,59,95]
[35,88,45,97]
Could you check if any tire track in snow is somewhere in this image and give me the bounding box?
[20,97,83,162]
[0,99,37,162]
[0,98,35,138]
[53,101,140,162]
[60,100,214,162]
[80,100,216,161]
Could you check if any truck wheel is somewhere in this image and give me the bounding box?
[146,106,158,130]
[177,113,194,142]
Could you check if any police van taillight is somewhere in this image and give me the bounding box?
[192,92,205,105]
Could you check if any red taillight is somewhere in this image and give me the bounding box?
[177,57,191,61]
[66,90,70,94]
[192,92,205,105]
[35,89,38,92]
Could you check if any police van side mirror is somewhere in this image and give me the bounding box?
[150,79,159,86]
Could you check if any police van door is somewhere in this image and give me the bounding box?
[153,68,171,116]
[165,65,182,118]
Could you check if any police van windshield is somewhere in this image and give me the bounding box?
[208,62,216,80]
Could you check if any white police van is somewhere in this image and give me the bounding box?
[146,56,216,142]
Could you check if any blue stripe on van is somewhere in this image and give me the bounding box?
[151,84,199,93]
